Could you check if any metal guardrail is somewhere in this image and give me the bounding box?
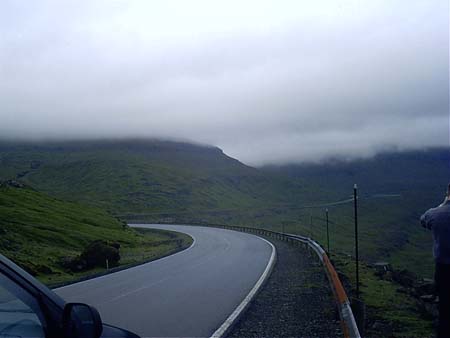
[288,234,361,338]
[198,223,361,338]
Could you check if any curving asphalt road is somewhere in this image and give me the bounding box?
[55,224,273,338]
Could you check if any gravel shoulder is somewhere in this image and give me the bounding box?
[227,236,343,338]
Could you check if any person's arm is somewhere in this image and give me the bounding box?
[439,196,448,207]
[420,210,432,230]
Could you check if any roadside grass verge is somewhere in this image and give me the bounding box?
[333,254,433,338]
[0,184,192,286]
[43,228,193,287]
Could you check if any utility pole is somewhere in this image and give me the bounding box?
[354,184,360,298]
[326,208,330,256]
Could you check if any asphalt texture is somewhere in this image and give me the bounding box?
[227,237,343,338]
[55,224,273,338]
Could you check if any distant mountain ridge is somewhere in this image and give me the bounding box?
[262,148,450,200]
[1,140,448,214]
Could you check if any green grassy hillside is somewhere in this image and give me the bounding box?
[0,140,297,217]
[0,181,192,285]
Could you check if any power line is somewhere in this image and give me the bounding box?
[118,193,401,217]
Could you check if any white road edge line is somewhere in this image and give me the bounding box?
[210,236,277,338]
[54,226,196,291]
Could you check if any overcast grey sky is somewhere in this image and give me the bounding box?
[0,0,448,165]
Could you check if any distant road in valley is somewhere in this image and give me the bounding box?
[55,224,273,338]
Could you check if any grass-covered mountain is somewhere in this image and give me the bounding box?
[0,180,192,285]
[0,140,297,219]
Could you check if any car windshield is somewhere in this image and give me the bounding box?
[0,271,46,337]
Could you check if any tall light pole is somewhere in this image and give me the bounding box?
[326,208,330,256]
[354,184,360,298]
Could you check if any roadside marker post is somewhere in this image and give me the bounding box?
[352,184,366,335]
[353,184,359,299]
[326,208,330,256]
